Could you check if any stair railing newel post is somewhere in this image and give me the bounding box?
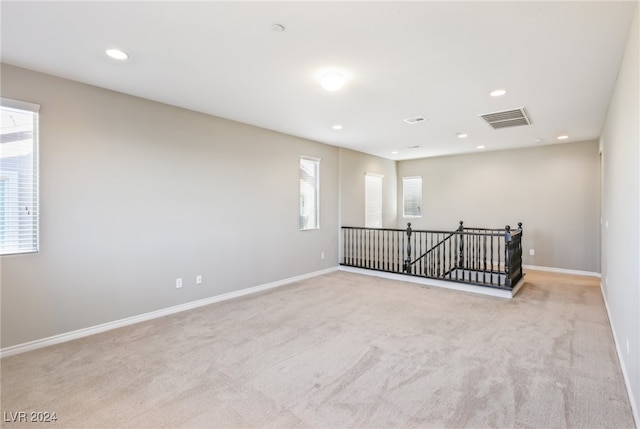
[517,222,523,264]
[504,225,512,287]
[457,221,464,271]
[404,222,412,273]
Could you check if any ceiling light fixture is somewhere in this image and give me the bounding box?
[391,151,399,154]
[320,72,345,91]
[457,133,468,138]
[332,124,343,130]
[490,89,507,97]
[271,24,285,32]
[476,145,486,150]
[557,135,569,140]
[106,48,129,60]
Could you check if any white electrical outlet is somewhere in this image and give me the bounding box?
[321,252,325,260]
[196,275,202,285]
[529,249,535,256]
[176,278,183,289]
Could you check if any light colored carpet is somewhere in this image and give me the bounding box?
[0,270,635,428]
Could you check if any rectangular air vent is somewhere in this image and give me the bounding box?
[479,107,531,130]
[404,116,426,125]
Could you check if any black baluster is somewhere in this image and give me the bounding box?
[448,233,452,278]
[355,229,359,266]
[361,229,364,267]
[343,228,346,265]
[490,233,494,284]
[383,230,387,271]
[396,230,400,272]
[344,228,348,265]
[378,229,381,270]
[349,228,352,266]
[436,233,440,277]
[368,229,372,269]
[482,234,487,284]
[431,232,434,277]
[458,221,464,271]
[497,231,502,282]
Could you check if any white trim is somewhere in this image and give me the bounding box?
[0,97,40,112]
[339,266,523,299]
[0,267,338,358]
[300,154,321,163]
[600,282,640,426]
[523,264,601,278]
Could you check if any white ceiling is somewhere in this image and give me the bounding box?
[1,1,636,160]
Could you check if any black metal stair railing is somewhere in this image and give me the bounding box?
[341,221,523,290]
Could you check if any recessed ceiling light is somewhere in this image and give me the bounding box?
[557,135,569,140]
[407,145,421,149]
[457,133,468,138]
[476,145,486,150]
[332,124,343,130]
[271,24,285,32]
[490,89,507,97]
[320,72,345,91]
[106,49,129,60]
[535,138,544,143]
[391,151,399,154]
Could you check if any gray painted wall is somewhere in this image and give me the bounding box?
[339,148,397,228]
[600,3,639,420]
[0,64,339,348]
[397,141,601,272]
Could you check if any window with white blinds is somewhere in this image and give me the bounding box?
[365,173,383,228]
[299,156,320,230]
[403,176,422,218]
[0,98,39,255]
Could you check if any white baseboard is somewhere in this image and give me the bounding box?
[338,266,520,299]
[523,264,601,278]
[600,282,639,427]
[0,267,339,359]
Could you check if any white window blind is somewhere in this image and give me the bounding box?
[300,156,320,230]
[0,98,40,255]
[365,173,383,228]
[403,176,422,218]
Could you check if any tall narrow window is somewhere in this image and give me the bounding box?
[403,176,422,218]
[0,98,40,255]
[365,173,383,228]
[300,156,320,230]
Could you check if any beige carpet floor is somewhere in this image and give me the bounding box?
[0,270,635,429]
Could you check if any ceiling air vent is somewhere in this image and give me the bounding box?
[479,107,531,130]
[404,116,426,125]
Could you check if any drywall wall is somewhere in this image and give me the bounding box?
[339,148,397,228]
[0,64,339,348]
[600,3,639,422]
[397,141,600,272]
